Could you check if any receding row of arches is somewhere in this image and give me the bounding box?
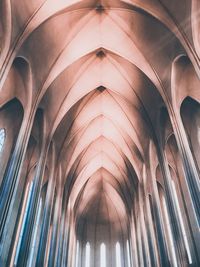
[0,1,200,267]
[0,95,199,266]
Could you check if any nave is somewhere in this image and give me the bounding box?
[0,0,200,266]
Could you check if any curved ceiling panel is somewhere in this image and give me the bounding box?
[2,0,192,242]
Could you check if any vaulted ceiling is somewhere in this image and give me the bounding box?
[1,0,200,241]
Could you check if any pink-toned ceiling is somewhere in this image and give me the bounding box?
[1,0,199,239]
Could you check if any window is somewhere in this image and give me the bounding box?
[116,242,121,267]
[126,240,131,267]
[75,240,79,267]
[100,243,106,267]
[0,128,5,153]
[85,242,90,267]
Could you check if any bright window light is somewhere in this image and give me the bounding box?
[171,180,192,264]
[100,243,106,267]
[0,128,5,153]
[85,242,90,267]
[126,240,131,267]
[75,240,79,267]
[116,242,121,267]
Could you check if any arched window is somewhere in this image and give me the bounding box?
[0,128,5,153]
[116,242,121,267]
[100,243,106,267]
[85,242,90,267]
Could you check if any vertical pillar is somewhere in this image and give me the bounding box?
[130,211,139,267]
[16,137,48,267]
[172,111,200,223]
[0,113,34,266]
[35,142,56,267]
[144,194,159,267]
[28,185,46,267]
[146,160,170,267]
[61,215,70,267]
[158,126,200,265]
[138,185,151,267]
[48,166,63,267]
[136,212,144,267]
[55,192,67,267]
[65,212,75,267]
[56,187,70,267]
[142,165,159,267]
[157,146,188,266]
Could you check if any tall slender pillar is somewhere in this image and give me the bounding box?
[61,219,70,267]
[142,166,158,267]
[157,146,189,266]
[138,185,151,267]
[0,112,35,267]
[144,194,159,267]
[130,212,139,267]
[172,111,200,223]
[56,185,68,267]
[16,138,48,267]
[56,209,66,266]
[35,142,56,267]
[48,166,63,267]
[146,160,170,266]
[136,211,144,267]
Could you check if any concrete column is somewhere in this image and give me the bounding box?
[16,138,48,267]
[56,189,70,267]
[172,112,200,224]
[35,143,56,267]
[0,113,34,266]
[173,160,200,266]
[130,212,139,267]
[65,214,75,267]
[144,195,159,267]
[55,194,67,267]
[138,185,151,267]
[146,163,170,266]
[61,217,70,267]
[142,165,159,267]
[136,211,144,267]
[157,146,188,266]
[28,186,46,267]
[48,166,63,267]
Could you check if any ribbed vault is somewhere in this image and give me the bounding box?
[0,0,200,267]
